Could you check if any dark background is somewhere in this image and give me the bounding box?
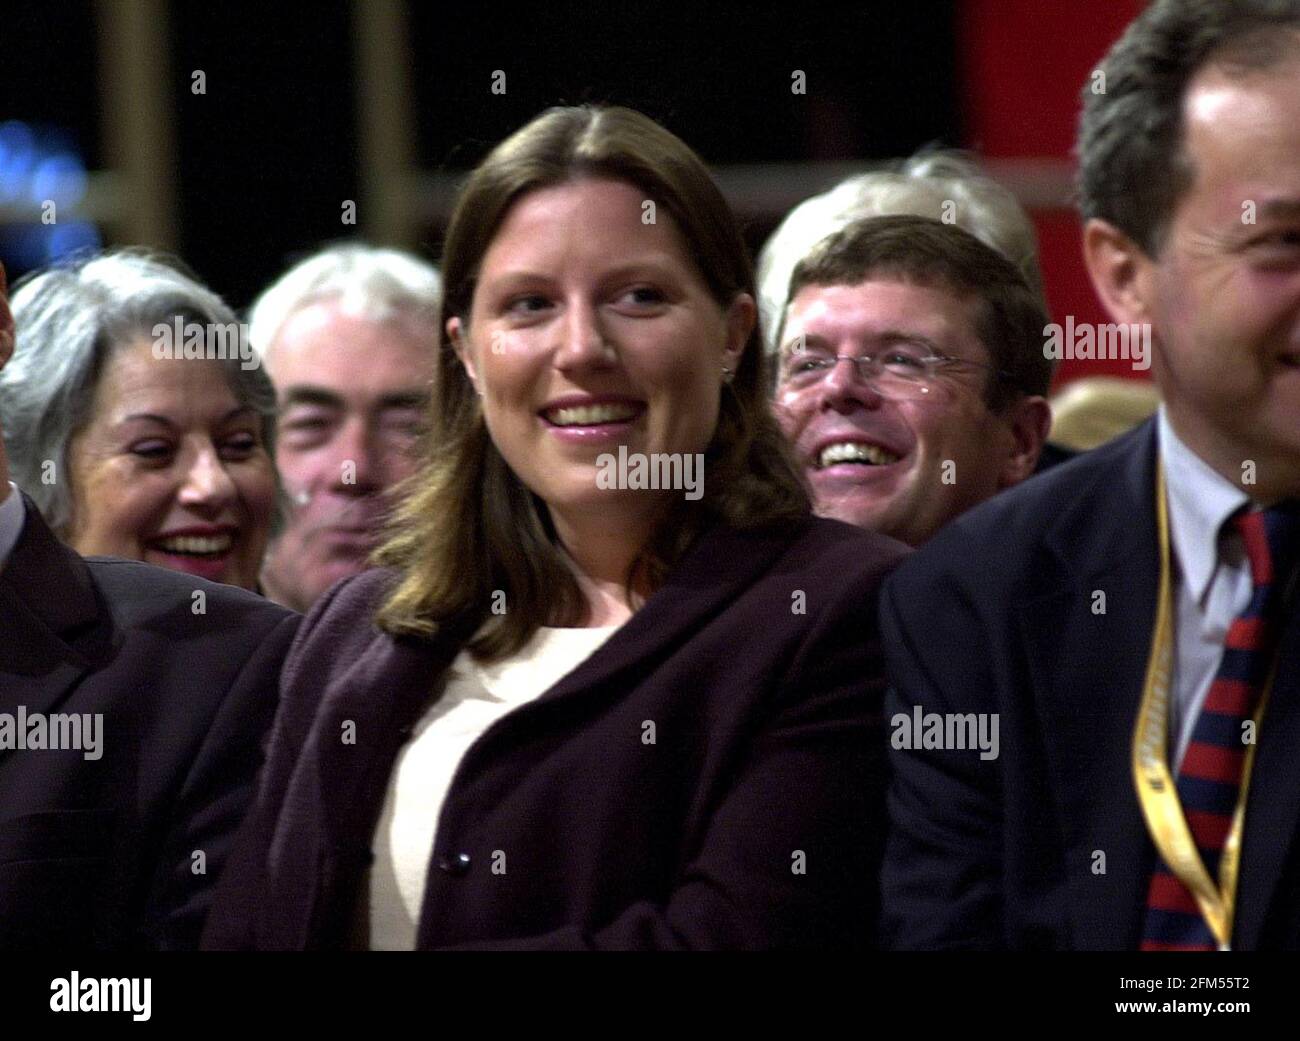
[0,1,958,308]
[0,0,1155,387]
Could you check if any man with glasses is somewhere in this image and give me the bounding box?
[772,214,1053,546]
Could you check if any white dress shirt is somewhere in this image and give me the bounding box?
[0,481,26,571]
[1158,407,1252,770]
[368,622,622,950]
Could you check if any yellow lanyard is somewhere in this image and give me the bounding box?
[1131,461,1272,950]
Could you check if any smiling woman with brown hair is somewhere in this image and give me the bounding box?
[205,105,908,951]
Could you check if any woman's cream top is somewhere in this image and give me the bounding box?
[367,623,621,950]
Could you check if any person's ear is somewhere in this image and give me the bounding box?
[1082,218,1157,328]
[722,292,756,375]
[998,395,1052,489]
[447,316,480,395]
[0,263,14,372]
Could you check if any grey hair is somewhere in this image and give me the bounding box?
[0,248,281,537]
[1078,0,1300,257]
[756,150,1045,357]
[248,242,441,360]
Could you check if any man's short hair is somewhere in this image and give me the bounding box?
[757,151,1045,355]
[1078,0,1300,256]
[248,242,441,360]
[783,214,1053,412]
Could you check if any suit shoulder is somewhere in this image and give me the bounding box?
[84,556,296,634]
[775,516,911,591]
[890,427,1147,594]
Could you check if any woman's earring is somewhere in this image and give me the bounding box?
[721,365,735,384]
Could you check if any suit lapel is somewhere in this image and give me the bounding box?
[1020,421,1159,949]
[0,496,105,729]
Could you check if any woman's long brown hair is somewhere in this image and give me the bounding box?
[374,105,808,661]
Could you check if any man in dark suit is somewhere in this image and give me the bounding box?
[882,0,1300,950]
[0,262,297,949]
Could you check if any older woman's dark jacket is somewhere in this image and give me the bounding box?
[203,516,908,950]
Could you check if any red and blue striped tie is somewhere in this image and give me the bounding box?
[1141,503,1300,950]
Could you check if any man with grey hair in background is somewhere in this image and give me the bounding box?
[882,0,1300,950]
[758,152,1056,546]
[250,243,440,611]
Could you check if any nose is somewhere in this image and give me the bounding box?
[325,414,382,495]
[819,354,885,412]
[554,298,615,373]
[177,443,239,512]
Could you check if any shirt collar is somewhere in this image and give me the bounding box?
[0,481,26,570]
[1157,405,1250,605]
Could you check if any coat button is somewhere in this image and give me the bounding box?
[438,852,471,876]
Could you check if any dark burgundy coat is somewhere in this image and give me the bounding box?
[204,517,908,950]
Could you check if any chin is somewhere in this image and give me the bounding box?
[542,483,643,511]
[814,496,885,531]
[819,497,927,545]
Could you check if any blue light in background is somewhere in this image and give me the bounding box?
[46,221,101,260]
[30,154,88,207]
[0,121,38,205]
[0,120,100,272]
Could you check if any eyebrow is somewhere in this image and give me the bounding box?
[280,386,345,410]
[120,406,257,430]
[279,385,429,413]
[374,392,430,410]
[599,259,679,282]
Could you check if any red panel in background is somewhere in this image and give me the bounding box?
[958,0,1146,387]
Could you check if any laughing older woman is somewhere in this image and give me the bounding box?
[205,105,908,950]
[0,251,279,590]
